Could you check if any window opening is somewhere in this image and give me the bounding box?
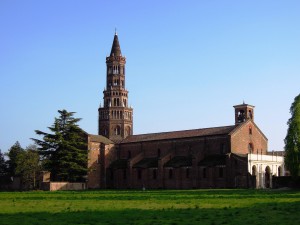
[123,169,127,180]
[203,168,207,178]
[128,151,131,159]
[219,168,223,178]
[248,143,254,153]
[153,170,157,180]
[186,168,190,178]
[237,110,245,122]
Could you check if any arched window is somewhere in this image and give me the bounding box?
[238,110,245,122]
[110,170,114,180]
[113,65,118,74]
[278,166,282,176]
[123,169,127,180]
[125,126,131,137]
[248,143,254,153]
[127,151,131,159]
[169,169,173,179]
[203,168,207,178]
[252,165,257,176]
[220,143,225,153]
[249,126,252,135]
[265,166,271,188]
[219,167,223,178]
[186,168,190,178]
[115,126,121,135]
[249,110,253,119]
[138,169,142,180]
[153,169,157,180]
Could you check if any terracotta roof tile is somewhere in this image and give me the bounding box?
[89,134,114,144]
[122,125,236,143]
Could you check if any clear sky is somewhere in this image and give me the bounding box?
[0,0,299,152]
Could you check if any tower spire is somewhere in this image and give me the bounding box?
[110,30,121,57]
[98,33,133,142]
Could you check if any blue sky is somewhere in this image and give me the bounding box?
[0,0,299,152]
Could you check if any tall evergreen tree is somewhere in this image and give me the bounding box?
[32,110,87,182]
[6,141,24,176]
[284,94,300,178]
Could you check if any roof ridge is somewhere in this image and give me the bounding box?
[121,125,237,144]
[128,125,236,137]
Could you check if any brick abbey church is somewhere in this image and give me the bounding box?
[87,33,285,189]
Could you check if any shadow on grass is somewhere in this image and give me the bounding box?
[0,201,299,225]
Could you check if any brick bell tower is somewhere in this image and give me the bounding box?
[233,102,254,125]
[98,32,133,142]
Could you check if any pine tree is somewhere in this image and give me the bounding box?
[32,110,87,182]
[284,94,300,178]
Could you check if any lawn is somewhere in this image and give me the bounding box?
[0,189,299,225]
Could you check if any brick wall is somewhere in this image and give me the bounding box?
[87,120,268,189]
[87,141,101,188]
[230,120,267,155]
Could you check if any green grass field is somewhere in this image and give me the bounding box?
[0,189,299,225]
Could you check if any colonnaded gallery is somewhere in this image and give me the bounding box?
[87,32,285,189]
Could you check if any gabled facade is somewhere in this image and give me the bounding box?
[87,33,284,189]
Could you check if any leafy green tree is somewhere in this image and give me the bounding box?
[32,110,87,182]
[15,145,40,190]
[6,141,24,176]
[284,94,300,178]
[0,149,7,176]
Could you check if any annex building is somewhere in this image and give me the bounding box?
[87,33,285,189]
